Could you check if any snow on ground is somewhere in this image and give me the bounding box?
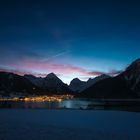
[0,109,140,140]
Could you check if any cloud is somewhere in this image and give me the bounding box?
[107,69,123,76]
[0,47,44,64]
[0,58,100,76]
[0,66,31,76]
[0,58,122,78]
[43,50,71,62]
[88,69,122,77]
[87,71,105,76]
[0,56,123,84]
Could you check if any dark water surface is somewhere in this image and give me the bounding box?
[0,99,140,111]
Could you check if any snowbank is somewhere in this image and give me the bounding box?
[0,109,140,140]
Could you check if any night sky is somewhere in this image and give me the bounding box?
[0,0,140,83]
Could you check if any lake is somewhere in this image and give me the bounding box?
[0,98,140,111]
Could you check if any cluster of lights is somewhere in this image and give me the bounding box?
[0,95,74,102]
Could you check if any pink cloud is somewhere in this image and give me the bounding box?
[0,59,104,77]
[0,59,122,82]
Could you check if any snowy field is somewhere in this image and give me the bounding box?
[0,109,140,140]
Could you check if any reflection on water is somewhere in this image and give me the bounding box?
[0,99,140,111]
[60,99,92,109]
[0,99,91,109]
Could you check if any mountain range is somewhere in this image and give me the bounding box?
[0,72,71,96]
[69,74,110,92]
[80,58,140,99]
[0,58,140,99]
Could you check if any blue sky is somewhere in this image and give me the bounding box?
[0,0,140,83]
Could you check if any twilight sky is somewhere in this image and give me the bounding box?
[0,0,140,84]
